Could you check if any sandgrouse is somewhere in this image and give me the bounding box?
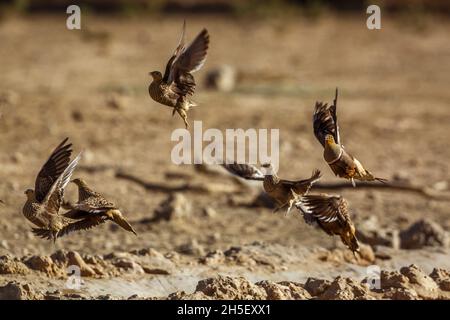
[223,162,322,214]
[65,178,136,236]
[296,194,360,253]
[22,138,82,242]
[148,21,209,128]
[313,88,386,187]
[33,178,137,240]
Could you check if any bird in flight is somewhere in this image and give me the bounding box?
[22,138,82,242]
[313,88,387,187]
[148,21,209,128]
[296,194,360,254]
[33,178,137,240]
[222,162,322,215]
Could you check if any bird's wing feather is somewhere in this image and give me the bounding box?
[58,216,107,238]
[34,138,72,203]
[296,194,346,224]
[32,215,110,240]
[331,87,341,145]
[221,163,265,181]
[313,88,341,147]
[162,20,186,82]
[169,28,209,81]
[44,152,82,213]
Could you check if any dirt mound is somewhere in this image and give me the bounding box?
[168,264,450,300]
[0,248,174,278]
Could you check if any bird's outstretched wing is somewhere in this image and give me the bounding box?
[31,216,107,240]
[162,20,186,82]
[282,169,322,194]
[169,28,209,79]
[296,194,344,224]
[296,193,360,253]
[165,23,209,96]
[34,138,73,203]
[221,163,265,181]
[313,88,340,147]
[44,152,82,213]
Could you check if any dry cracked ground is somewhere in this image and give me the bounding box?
[0,14,449,299]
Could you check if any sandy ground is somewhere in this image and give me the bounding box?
[0,13,449,299]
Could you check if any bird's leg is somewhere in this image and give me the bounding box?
[351,178,356,188]
[285,189,300,216]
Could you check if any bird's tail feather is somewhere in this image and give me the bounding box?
[108,210,137,235]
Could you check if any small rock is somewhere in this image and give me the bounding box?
[0,282,41,300]
[256,280,311,300]
[24,255,62,276]
[177,239,205,256]
[202,206,217,218]
[320,276,374,300]
[357,244,376,264]
[67,251,98,277]
[154,193,192,221]
[400,219,449,249]
[196,276,266,300]
[199,250,225,265]
[429,268,450,291]
[0,255,29,275]
[356,216,400,248]
[205,65,237,92]
[304,278,331,297]
[400,264,439,299]
[0,90,19,106]
[106,93,127,110]
[383,287,419,300]
[112,258,144,274]
[71,110,84,122]
[380,270,410,290]
[142,267,170,275]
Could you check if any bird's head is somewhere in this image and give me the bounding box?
[325,134,336,146]
[71,178,87,187]
[24,189,35,200]
[149,71,162,81]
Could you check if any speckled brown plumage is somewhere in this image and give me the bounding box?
[223,162,322,214]
[61,178,137,236]
[22,138,82,242]
[148,21,209,128]
[313,88,386,186]
[296,194,360,253]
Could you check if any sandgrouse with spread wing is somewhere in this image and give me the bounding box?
[223,162,322,214]
[22,138,82,242]
[148,21,209,128]
[313,88,386,187]
[296,194,360,253]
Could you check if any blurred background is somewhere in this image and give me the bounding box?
[0,0,449,266]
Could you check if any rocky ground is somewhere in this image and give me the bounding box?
[0,14,449,299]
